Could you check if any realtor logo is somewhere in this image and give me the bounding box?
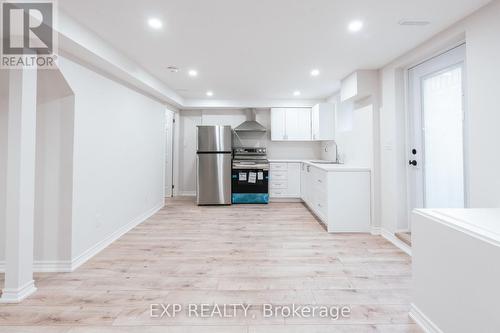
[1,0,57,68]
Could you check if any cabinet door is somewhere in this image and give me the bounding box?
[287,163,301,197]
[270,108,286,141]
[311,103,335,141]
[301,163,313,204]
[341,70,377,103]
[285,108,312,141]
[341,72,359,102]
[300,164,308,201]
[311,105,320,140]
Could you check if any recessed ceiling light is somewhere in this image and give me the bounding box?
[188,70,198,77]
[310,69,320,77]
[206,91,214,97]
[293,91,301,96]
[148,18,163,30]
[348,20,363,32]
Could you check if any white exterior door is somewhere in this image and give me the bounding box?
[408,44,467,217]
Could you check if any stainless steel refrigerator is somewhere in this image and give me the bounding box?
[196,126,232,205]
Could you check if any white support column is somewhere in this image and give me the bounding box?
[0,68,38,303]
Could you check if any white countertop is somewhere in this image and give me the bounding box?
[268,159,371,172]
[268,159,305,163]
[414,208,500,246]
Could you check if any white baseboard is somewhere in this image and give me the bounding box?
[381,228,412,256]
[0,261,72,273]
[35,261,73,272]
[371,226,381,235]
[0,280,37,303]
[409,303,443,333]
[70,201,164,271]
[0,201,164,273]
[270,197,302,203]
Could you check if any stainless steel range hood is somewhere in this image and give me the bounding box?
[234,109,267,132]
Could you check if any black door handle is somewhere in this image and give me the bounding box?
[409,160,418,166]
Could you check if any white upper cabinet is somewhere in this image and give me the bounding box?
[285,108,312,141]
[340,70,378,103]
[271,106,335,141]
[270,108,286,140]
[311,103,335,141]
[271,108,311,141]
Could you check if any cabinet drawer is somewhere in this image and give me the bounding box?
[270,181,288,189]
[270,163,287,171]
[270,171,288,181]
[270,190,287,197]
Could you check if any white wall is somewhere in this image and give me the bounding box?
[0,70,8,262]
[464,1,500,208]
[177,109,322,194]
[380,0,500,233]
[319,141,336,161]
[30,69,75,263]
[58,56,166,260]
[323,94,374,167]
[1,68,76,265]
[34,94,75,262]
[335,104,374,167]
[318,95,338,162]
[1,59,167,267]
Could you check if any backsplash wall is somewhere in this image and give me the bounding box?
[320,141,338,162]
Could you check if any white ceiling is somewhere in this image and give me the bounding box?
[59,0,489,102]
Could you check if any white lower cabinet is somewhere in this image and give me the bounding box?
[301,163,371,233]
[269,163,301,198]
[300,163,310,203]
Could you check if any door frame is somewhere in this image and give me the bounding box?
[403,42,470,229]
[164,108,176,198]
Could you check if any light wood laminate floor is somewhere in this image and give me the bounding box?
[0,198,419,332]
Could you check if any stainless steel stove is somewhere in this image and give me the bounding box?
[231,147,269,204]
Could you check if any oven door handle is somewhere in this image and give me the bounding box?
[232,163,269,170]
